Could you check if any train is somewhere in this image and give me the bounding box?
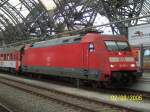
[0,32,142,87]
[131,47,150,71]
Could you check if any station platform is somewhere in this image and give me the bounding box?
[0,73,149,111]
[127,72,150,93]
[143,72,150,78]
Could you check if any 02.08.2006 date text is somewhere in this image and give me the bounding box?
[110,95,143,102]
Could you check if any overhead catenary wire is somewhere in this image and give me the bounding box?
[1,14,150,48]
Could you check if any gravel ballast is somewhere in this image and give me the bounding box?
[0,82,83,112]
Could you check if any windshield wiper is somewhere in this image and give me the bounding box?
[120,47,130,51]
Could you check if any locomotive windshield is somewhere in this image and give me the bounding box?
[105,41,130,51]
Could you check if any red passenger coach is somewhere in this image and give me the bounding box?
[0,48,21,72]
[21,33,142,86]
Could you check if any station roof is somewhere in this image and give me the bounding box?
[0,0,149,46]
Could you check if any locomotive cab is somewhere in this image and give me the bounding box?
[82,33,142,85]
[101,35,142,84]
[105,40,142,83]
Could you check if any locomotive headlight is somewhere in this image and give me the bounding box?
[110,64,115,68]
[130,64,135,67]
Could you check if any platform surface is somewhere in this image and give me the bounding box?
[127,72,150,92]
[143,72,150,77]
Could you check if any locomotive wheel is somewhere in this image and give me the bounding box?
[72,78,80,88]
[91,81,99,89]
[33,74,41,79]
[99,82,109,88]
[27,73,33,78]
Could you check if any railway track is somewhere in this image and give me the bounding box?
[0,103,13,112]
[98,87,150,102]
[138,77,150,82]
[0,76,135,112]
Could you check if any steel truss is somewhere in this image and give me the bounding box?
[100,0,144,35]
[53,0,144,35]
[0,0,148,45]
[141,0,150,22]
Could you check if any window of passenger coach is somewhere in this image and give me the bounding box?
[13,54,16,60]
[4,54,6,60]
[1,54,3,60]
[7,54,10,60]
[0,54,2,60]
[10,54,13,60]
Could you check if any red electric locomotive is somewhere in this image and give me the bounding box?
[20,33,142,86]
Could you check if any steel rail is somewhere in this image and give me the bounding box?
[0,75,135,112]
[0,103,14,112]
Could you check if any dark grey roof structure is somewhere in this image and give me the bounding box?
[0,0,148,46]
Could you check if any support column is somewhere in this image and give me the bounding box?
[140,44,144,72]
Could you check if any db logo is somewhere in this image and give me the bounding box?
[119,57,125,62]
